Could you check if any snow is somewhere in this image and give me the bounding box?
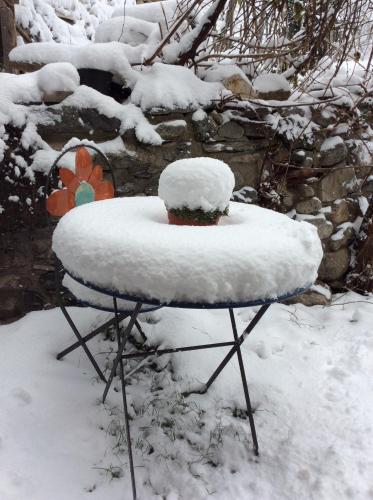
[0,63,80,168]
[10,41,139,76]
[0,292,372,499]
[253,73,291,93]
[266,112,319,145]
[320,206,332,214]
[109,0,187,60]
[331,222,354,241]
[52,196,322,304]
[0,63,162,187]
[15,0,133,43]
[95,16,161,47]
[8,195,20,202]
[56,86,162,145]
[0,62,79,106]
[202,63,250,84]
[346,139,373,166]
[130,63,226,111]
[159,157,234,212]
[359,196,369,216]
[9,46,227,112]
[192,108,207,121]
[112,0,179,26]
[333,123,349,135]
[320,136,344,152]
[305,58,372,98]
[31,137,128,174]
[37,62,80,94]
[310,283,331,300]
[155,119,186,130]
[162,0,221,64]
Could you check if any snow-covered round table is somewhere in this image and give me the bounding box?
[52,196,322,500]
[53,196,322,307]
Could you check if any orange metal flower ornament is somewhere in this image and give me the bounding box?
[46,147,114,216]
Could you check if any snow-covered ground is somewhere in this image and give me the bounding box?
[0,293,372,500]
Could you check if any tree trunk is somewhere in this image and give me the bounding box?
[177,0,229,66]
[0,0,17,72]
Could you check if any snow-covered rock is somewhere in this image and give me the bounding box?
[0,63,80,162]
[0,62,79,104]
[158,157,235,212]
[203,64,257,100]
[320,136,347,167]
[36,62,80,101]
[253,73,291,101]
[112,0,179,26]
[56,86,162,145]
[10,41,141,75]
[223,75,257,100]
[95,15,161,47]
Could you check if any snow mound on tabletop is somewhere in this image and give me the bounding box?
[253,73,291,93]
[52,197,323,304]
[130,63,226,111]
[158,157,235,212]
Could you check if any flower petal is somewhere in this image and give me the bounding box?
[94,181,114,201]
[46,189,74,216]
[75,147,93,181]
[59,167,80,193]
[88,165,104,190]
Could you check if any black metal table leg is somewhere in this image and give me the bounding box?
[229,308,259,455]
[59,304,107,382]
[113,298,137,500]
[134,319,147,342]
[201,305,270,393]
[102,302,143,403]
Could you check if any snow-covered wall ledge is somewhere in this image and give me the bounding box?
[1,99,372,321]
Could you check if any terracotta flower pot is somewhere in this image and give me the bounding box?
[167,210,220,226]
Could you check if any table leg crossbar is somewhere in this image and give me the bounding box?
[104,301,271,500]
[56,309,146,384]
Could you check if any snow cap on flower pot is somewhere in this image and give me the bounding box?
[158,157,235,225]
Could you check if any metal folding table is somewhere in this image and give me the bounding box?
[52,196,321,499]
[65,272,310,500]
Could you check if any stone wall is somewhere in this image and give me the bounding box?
[1,100,372,321]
